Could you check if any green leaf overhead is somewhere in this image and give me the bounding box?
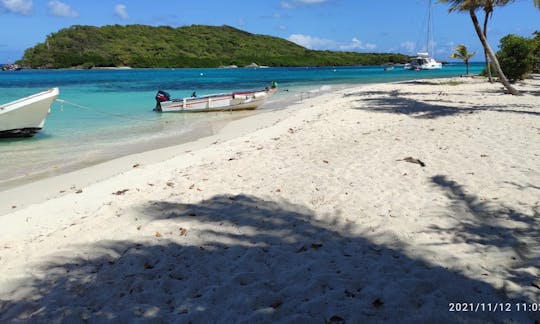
[18,24,410,69]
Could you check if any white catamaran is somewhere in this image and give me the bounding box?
[404,0,443,70]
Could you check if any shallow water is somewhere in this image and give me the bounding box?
[0,64,484,188]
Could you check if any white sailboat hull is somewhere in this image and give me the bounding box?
[156,88,276,113]
[419,60,443,70]
[404,53,442,70]
[0,88,59,137]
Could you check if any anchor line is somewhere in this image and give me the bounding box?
[55,99,157,122]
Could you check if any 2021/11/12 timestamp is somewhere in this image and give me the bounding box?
[449,303,540,312]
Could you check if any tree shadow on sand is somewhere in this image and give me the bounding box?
[429,175,540,302]
[1,194,538,323]
[350,88,539,118]
[481,80,540,97]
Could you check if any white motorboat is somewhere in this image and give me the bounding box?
[155,83,277,113]
[0,88,59,137]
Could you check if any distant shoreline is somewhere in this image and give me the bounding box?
[89,66,132,70]
[5,62,486,71]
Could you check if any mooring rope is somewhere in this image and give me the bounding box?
[55,98,157,122]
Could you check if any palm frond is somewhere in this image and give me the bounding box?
[439,0,516,12]
[450,44,476,60]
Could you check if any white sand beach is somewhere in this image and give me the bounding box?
[0,77,539,322]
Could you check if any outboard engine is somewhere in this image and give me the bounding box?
[155,90,170,111]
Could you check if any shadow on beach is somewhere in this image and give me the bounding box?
[429,175,540,297]
[1,194,537,322]
[350,86,540,118]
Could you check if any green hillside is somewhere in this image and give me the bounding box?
[18,24,410,68]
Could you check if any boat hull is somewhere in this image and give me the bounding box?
[0,127,42,138]
[0,88,59,137]
[404,53,442,70]
[404,62,442,70]
[156,88,276,113]
[419,62,443,70]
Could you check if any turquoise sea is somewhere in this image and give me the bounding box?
[0,64,484,188]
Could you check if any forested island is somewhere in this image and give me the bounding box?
[17,25,410,69]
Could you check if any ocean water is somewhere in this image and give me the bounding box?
[0,64,484,188]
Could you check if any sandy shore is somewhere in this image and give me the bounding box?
[0,77,539,322]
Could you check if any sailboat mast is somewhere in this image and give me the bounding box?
[427,0,432,55]
[404,0,442,70]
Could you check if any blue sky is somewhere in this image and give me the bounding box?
[0,0,538,63]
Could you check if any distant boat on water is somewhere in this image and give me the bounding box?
[154,82,278,113]
[404,52,442,70]
[1,64,22,71]
[404,0,442,70]
[0,88,59,138]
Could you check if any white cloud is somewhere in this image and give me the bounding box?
[0,0,32,15]
[260,11,288,20]
[280,1,293,9]
[400,41,416,54]
[339,37,377,51]
[114,4,128,20]
[288,34,336,50]
[281,0,329,9]
[48,1,78,18]
[289,34,377,52]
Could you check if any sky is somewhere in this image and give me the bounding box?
[0,0,538,63]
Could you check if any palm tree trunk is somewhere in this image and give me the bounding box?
[466,60,470,75]
[469,9,520,95]
[482,11,493,82]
